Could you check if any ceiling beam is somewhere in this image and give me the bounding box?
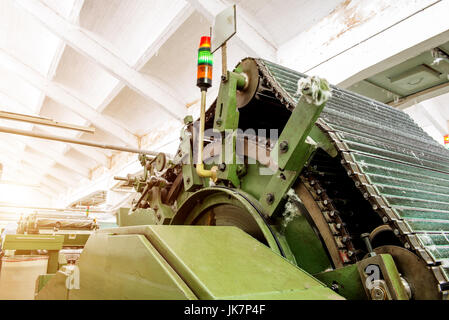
[64,143,110,168]
[41,175,68,193]
[35,124,111,167]
[0,143,73,187]
[6,168,55,198]
[417,102,448,136]
[36,0,85,115]
[0,90,100,176]
[25,143,90,178]
[96,3,195,113]
[187,0,277,60]
[0,49,138,147]
[15,0,187,121]
[0,90,35,114]
[14,151,81,183]
[0,156,63,195]
[390,82,449,110]
[37,187,56,199]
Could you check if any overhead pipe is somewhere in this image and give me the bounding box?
[0,203,110,213]
[0,110,95,133]
[0,125,159,156]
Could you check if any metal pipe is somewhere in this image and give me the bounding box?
[196,90,218,181]
[0,203,110,213]
[0,124,158,156]
[0,110,95,133]
[222,42,227,79]
[113,176,132,182]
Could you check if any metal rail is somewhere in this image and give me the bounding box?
[0,110,95,133]
[0,125,158,156]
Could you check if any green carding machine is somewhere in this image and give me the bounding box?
[36,55,449,300]
[36,11,449,298]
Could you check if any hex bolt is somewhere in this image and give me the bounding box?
[361,232,376,257]
[266,193,275,205]
[279,141,289,153]
[371,286,386,300]
[331,283,339,292]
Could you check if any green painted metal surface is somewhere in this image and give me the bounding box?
[284,215,332,274]
[36,271,69,300]
[111,226,343,300]
[41,226,343,300]
[315,264,367,300]
[256,62,331,217]
[69,233,196,300]
[2,234,64,274]
[61,233,90,247]
[257,58,449,283]
[117,207,157,227]
[347,40,449,104]
[380,254,410,300]
[2,234,64,251]
[36,274,55,294]
[213,71,249,187]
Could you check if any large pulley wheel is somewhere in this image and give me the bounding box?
[373,245,442,300]
[192,204,265,241]
[171,188,285,256]
[236,58,260,108]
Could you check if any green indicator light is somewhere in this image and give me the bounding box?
[198,51,213,65]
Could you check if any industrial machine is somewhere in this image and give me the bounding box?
[36,8,449,300]
[0,212,98,299]
[14,212,98,264]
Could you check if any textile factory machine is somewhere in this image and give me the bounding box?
[2,213,97,274]
[36,9,449,300]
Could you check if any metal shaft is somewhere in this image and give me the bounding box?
[0,110,95,133]
[0,125,158,156]
[361,233,376,257]
[197,89,207,165]
[222,42,227,79]
[0,203,110,213]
